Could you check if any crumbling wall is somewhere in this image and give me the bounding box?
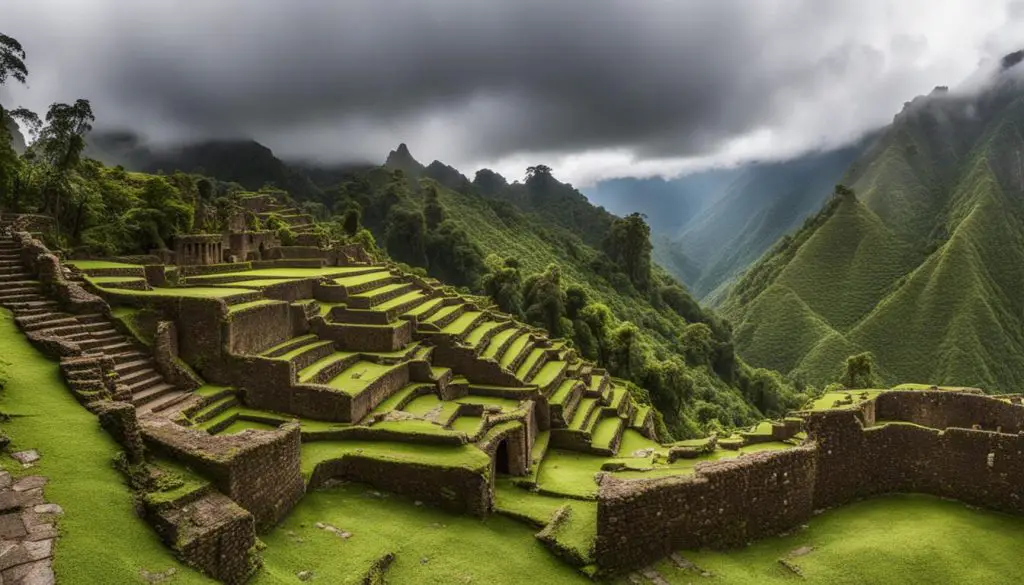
[595,446,818,574]
[225,301,294,355]
[875,390,1024,433]
[141,419,305,531]
[307,454,491,517]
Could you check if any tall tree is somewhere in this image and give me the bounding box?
[603,212,653,292]
[0,33,30,207]
[0,34,28,86]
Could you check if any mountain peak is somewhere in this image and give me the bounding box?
[385,142,423,174]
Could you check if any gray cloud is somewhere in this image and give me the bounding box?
[4,0,1024,183]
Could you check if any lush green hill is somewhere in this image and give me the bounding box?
[724,73,1024,392]
[585,144,866,301]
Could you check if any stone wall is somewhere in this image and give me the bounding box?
[312,318,413,352]
[874,390,1024,433]
[225,301,294,355]
[141,419,305,531]
[596,390,1024,576]
[307,454,491,517]
[147,491,256,585]
[595,446,818,573]
[805,407,1024,515]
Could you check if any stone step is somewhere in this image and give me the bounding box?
[131,381,175,405]
[133,385,184,410]
[4,299,57,312]
[20,314,77,331]
[105,350,151,365]
[114,357,156,377]
[192,395,239,423]
[285,340,337,372]
[260,334,318,358]
[127,370,164,391]
[0,293,45,305]
[118,367,160,387]
[145,392,199,417]
[14,305,61,317]
[91,340,136,355]
[0,273,33,283]
[77,334,127,351]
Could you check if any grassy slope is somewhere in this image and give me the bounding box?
[254,482,587,585]
[663,494,1024,585]
[726,89,1024,391]
[0,310,211,584]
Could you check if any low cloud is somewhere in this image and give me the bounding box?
[5,0,1024,185]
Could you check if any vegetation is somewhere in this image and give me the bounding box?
[0,310,211,583]
[724,81,1024,394]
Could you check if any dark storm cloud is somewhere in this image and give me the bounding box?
[4,0,1023,181]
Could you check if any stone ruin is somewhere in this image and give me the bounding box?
[4,201,1024,583]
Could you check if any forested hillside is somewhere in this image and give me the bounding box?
[724,71,1024,393]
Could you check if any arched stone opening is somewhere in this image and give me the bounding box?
[495,439,511,475]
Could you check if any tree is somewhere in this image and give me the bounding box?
[481,255,525,318]
[0,33,28,87]
[525,165,553,182]
[384,207,427,267]
[423,183,446,230]
[603,212,653,291]
[840,352,879,389]
[523,264,568,336]
[24,99,95,237]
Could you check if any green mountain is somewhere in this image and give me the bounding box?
[723,72,1024,393]
[584,144,867,301]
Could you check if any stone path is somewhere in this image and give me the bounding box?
[0,465,59,585]
[0,232,195,417]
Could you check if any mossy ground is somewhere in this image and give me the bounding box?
[660,494,1024,585]
[254,482,588,585]
[0,310,211,583]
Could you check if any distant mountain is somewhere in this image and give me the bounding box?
[584,144,869,300]
[723,64,1024,393]
[87,132,322,199]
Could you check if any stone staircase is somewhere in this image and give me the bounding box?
[0,233,195,417]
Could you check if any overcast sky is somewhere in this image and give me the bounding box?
[4,0,1024,186]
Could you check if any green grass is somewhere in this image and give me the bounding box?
[660,494,1024,585]
[326,361,402,395]
[455,395,522,411]
[352,282,407,298]
[450,415,484,435]
[108,286,256,299]
[591,416,623,449]
[441,311,482,335]
[333,270,391,287]
[377,290,425,312]
[65,259,141,269]
[301,440,490,477]
[536,449,608,498]
[515,348,545,379]
[464,320,502,346]
[531,360,565,387]
[482,328,518,359]
[253,482,587,585]
[0,309,212,583]
[217,419,279,434]
[227,299,280,313]
[87,275,146,284]
[500,334,531,368]
[550,379,579,406]
[191,267,376,279]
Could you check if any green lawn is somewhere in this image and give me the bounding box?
[65,260,141,269]
[0,310,212,583]
[659,494,1024,585]
[325,361,401,395]
[105,286,256,299]
[254,482,587,585]
[333,270,391,287]
[86,275,146,284]
[301,440,490,477]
